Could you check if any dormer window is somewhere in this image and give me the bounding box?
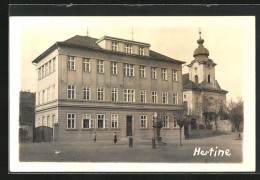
[112,42,118,51]
[125,44,132,54]
[138,46,144,56]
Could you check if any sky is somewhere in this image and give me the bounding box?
[10,16,255,102]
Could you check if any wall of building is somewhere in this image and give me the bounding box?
[57,107,180,141]
[36,49,59,106]
[57,46,183,105]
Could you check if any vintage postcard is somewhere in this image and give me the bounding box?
[9,16,255,172]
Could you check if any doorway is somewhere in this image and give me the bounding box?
[126,115,132,136]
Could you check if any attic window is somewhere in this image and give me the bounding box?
[125,44,132,54]
[112,42,118,51]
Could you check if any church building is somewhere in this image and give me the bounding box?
[182,32,228,131]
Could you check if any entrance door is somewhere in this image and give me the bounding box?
[126,116,132,136]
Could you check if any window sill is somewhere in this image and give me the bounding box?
[140,77,146,79]
[162,79,168,81]
[83,71,91,73]
[81,128,94,131]
[96,128,109,131]
[172,80,178,82]
[162,128,171,130]
[151,78,157,80]
[111,74,118,76]
[111,128,120,130]
[68,69,76,71]
[97,72,104,74]
[66,128,79,131]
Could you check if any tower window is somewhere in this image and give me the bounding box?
[195,75,198,83]
[208,75,211,83]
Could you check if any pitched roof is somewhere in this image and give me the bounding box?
[32,35,185,64]
[62,35,102,49]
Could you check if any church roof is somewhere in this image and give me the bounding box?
[182,73,228,94]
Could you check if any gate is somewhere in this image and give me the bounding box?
[33,126,53,142]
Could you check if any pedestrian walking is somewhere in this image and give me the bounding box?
[113,132,117,144]
[93,132,96,143]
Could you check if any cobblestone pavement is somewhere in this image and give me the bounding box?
[19,132,242,163]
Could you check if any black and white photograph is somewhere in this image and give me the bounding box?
[9,16,255,172]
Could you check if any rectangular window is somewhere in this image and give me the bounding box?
[47,87,51,102]
[45,62,49,76]
[124,89,135,102]
[138,47,144,56]
[52,85,55,100]
[42,90,45,103]
[97,60,104,73]
[38,68,42,80]
[67,113,76,129]
[152,91,157,103]
[52,114,56,124]
[82,114,91,128]
[83,86,91,100]
[47,115,51,127]
[49,59,53,73]
[97,87,105,101]
[38,92,41,105]
[112,42,118,51]
[124,44,132,54]
[140,90,146,103]
[163,115,169,128]
[162,68,167,80]
[42,65,45,78]
[67,56,75,70]
[140,115,147,128]
[83,58,90,72]
[67,85,75,99]
[173,116,178,128]
[53,57,56,71]
[140,65,145,78]
[111,88,118,102]
[151,67,157,79]
[172,70,177,81]
[173,93,178,104]
[111,62,117,75]
[123,63,134,76]
[162,92,168,104]
[97,114,105,128]
[111,114,118,128]
[41,116,45,126]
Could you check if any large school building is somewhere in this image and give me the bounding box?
[32,34,185,141]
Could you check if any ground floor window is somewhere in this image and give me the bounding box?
[97,114,107,128]
[111,114,118,128]
[67,113,76,129]
[163,115,169,128]
[83,114,93,128]
[140,115,147,128]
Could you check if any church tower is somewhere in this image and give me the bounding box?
[187,30,217,89]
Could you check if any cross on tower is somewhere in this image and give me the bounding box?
[199,27,201,39]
